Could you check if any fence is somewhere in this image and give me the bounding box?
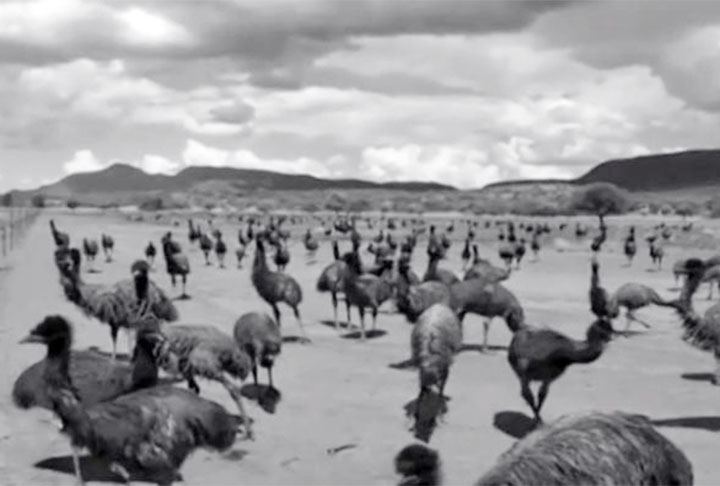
[0,208,40,260]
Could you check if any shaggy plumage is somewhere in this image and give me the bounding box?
[101,233,115,262]
[55,248,178,359]
[476,412,693,486]
[607,282,679,333]
[13,347,158,410]
[508,318,613,421]
[589,258,611,319]
[675,258,720,384]
[395,443,442,486]
[145,241,157,267]
[316,240,349,330]
[423,252,459,287]
[20,316,239,485]
[410,304,462,442]
[252,237,308,342]
[463,245,510,283]
[199,232,213,265]
[50,219,70,248]
[161,324,254,438]
[162,232,190,299]
[450,279,525,351]
[342,251,394,341]
[397,260,452,324]
[233,312,282,388]
[82,238,99,272]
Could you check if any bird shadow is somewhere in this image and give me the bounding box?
[614,330,645,338]
[281,336,311,344]
[388,357,417,370]
[493,410,539,439]
[319,320,357,331]
[651,416,720,432]
[171,295,192,302]
[222,449,249,462]
[341,329,387,340]
[458,343,508,354]
[35,455,167,484]
[404,392,449,443]
[681,372,717,383]
[240,384,282,414]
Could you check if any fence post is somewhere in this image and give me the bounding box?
[1,225,5,258]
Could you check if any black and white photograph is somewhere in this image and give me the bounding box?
[1,1,719,484]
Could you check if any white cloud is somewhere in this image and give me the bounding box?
[129,154,181,175]
[63,149,105,174]
[180,139,333,178]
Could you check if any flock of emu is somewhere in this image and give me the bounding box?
[9,213,720,485]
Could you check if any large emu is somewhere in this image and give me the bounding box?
[395,412,692,486]
[675,258,720,384]
[409,304,462,442]
[316,239,349,329]
[252,236,309,342]
[20,315,240,485]
[55,248,178,359]
[162,232,191,299]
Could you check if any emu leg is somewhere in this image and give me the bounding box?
[331,292,339,330]
[272,303,282,328]
[482,320,491,352]
[170,274,176,288]
[535,380,551,422]
[267,366,274,389]
[714,347,720,386]
[627,310,651,329]
[252,365,259,387]
[180,275,189,299]
[346,301,352,328]
[110,326,119,360]
[186,373,201,394]
[292,306,310,343]
[371,307,378,331]
[708,282,714,300]
[520,378,536,418]
[220,375,253,440]
[359,307,367,341]
[71,445,84,486]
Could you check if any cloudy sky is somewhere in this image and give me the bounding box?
[1,0,719,191]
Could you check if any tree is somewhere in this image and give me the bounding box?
[66,199,79,210]
[139,197,163,211]
[347,198,372,213]
[1,193,13,207]
[674,201,699,220]
[323,192,347,213]
[30,194,46,208]
[570,183,630,226]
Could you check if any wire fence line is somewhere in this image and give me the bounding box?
[0,208,41,261]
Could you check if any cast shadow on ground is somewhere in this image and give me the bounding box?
[404,391,449,443]
[493,410,539,440]
[240,384,282,414]
[341,329,387,340]
[651,416,720,432]
[458,343,508,354]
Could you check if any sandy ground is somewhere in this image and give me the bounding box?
[1,213,719,485]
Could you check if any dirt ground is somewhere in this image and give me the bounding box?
[1,213,718,485]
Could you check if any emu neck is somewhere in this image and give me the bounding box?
[131,343,159,389]
[43,337,94,446]
[332,241,340,260]
[680,274,702,310]
[134,272,149,304]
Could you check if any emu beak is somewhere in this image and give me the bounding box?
[19,334,44,344]
[132,270,142,278]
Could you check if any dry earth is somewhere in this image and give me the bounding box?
[1,213,718,485]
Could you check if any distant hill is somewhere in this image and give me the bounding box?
[4,163,456,205]
[576,149,720,191]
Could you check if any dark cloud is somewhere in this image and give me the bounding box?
[208,100,255,125]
